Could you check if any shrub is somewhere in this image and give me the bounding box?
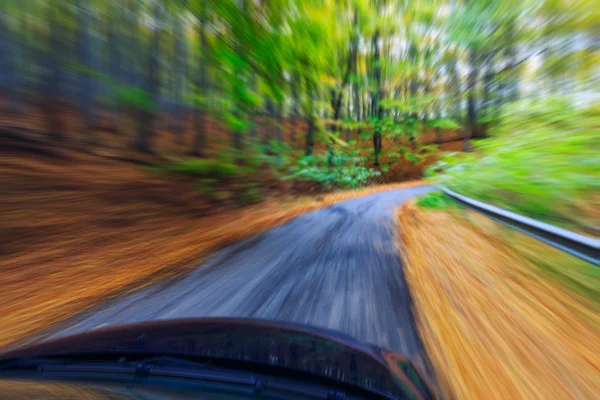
[416,191,452,209]
[427,97,599,232]
[238,187,264,205]
[196,178,220,200]
[114,87,155,114]
[285,150,381,189]
[164,159,240,180]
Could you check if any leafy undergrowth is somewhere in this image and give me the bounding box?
[0,149,426,350]
[429,97,599,236]
[398,202,600,400]
[415,191,453,209]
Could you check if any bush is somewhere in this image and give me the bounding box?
[114,87,155,114]
[164,159,240,180]
[243,140,297,178]
[416,192,452,209]
[427,97,599,232]
[238,187,264,205]
[196,178,220,200]
[285,150,381,189]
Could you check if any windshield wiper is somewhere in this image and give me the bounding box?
[0,355,348,400]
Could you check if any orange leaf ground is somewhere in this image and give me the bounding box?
[0,147,426,350]
[398,202,600,399]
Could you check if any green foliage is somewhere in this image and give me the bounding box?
[246,140,296,177]
[5,0,597,209]
[429,97,600,233]
[285,149,381,189]
[196,178,220,200]
[238,182,264,205]
[114,87,156,114]
[428,117,461,130]
[224,112,248,133]
[416,192,453,209]
[162,159,240,181]
[380,143,437,169]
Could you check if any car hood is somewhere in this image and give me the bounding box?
[0,318,433,399]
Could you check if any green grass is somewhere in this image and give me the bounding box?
[416,191,454,209]
[429,97,599,235]
[533,253,600,304]
[498,227,600,304]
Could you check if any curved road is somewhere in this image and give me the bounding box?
[54,185,433,371]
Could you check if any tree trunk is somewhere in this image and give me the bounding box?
[123,0,138,88]
[435,100,442,144]
[192,5,208,156]
[0,9,23,115]
[107,5,121,133]
[276,101,283,143]
[250,75,258,139]
[304,117,315,156]
[324,103,334,165]
[408,78,418,150]
[465,48,479,152]
[447,55,461,122]
[354,78,361,141]
[233,111,243,165]
[290,75,299,144]
[263,97,274,148]
[135,2,160,153]
[77,1,94,137]
[326,9,357,165]
[423,81,430,128]
[481,62,494,136]
[505,20,519,103]
[345,93,351,142]
[12,7,25,115]
[45,4,64,140]
[356,95,362,141]
[174,20,187,144]
[371,30,383,166]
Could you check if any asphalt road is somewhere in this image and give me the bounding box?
[54,185,433,370]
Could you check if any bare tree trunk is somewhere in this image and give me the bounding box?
[345,93,351,142]
[371,30,383,165]
[250,75,258,140]
[290,75,299,144]
[107,5,122,133]
[481,61,494,137]
[45,4,65,140]
[435,98,442,144]
[447,55,461,122]
[172,18,186,145]
[505,20,519,103]
[304,117,315,156]
[232,111,243,165]
[326,9,357,165]
[192,5,208,157]
[465,48,479,152]
[263,97,274,148]
[135,1,160,153]
[353,68,361,141]
[77,0,94,137]
[0,9,23,115]
[276,100,283,143]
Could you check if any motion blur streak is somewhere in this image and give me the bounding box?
[400,203,600,400]
[0,0,598,399]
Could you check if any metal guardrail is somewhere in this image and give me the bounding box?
[442,188,600,266]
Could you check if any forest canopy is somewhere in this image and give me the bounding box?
[0,0,597,189]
